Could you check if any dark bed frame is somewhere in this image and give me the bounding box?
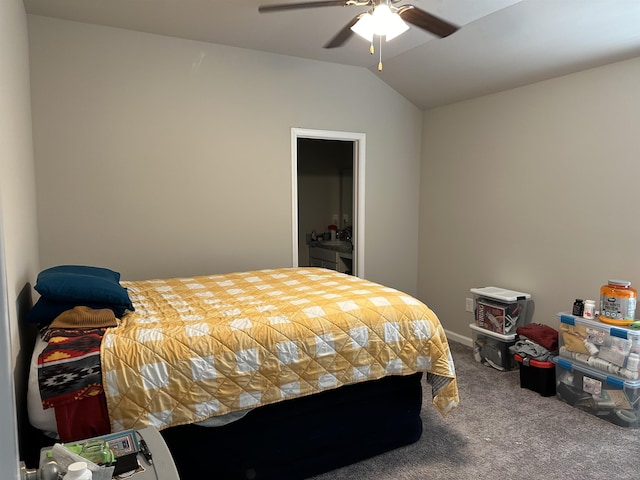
[161,373,424,480]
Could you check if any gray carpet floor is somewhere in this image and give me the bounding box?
[311,340,640,479]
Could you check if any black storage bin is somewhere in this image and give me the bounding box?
[515,354,556,397]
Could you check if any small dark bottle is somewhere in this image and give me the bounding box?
[572,299,584,316]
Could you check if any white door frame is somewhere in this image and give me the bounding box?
[291,128,365,278]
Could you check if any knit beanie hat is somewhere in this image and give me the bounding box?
[50,305,118,329]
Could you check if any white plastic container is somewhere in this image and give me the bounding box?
[470,286,531,335]
[63,462,92,480]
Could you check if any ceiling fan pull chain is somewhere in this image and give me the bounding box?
[369,41,374,55]
[378,36,383,71]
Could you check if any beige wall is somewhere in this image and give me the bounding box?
[28,15,422,295]
[0,0,40,475]
[419,56,640,343]
[1,3,40,360]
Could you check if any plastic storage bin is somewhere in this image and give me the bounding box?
[470,323,517,371]
[557,313,640,381]
[514,354,556,396]
[471,286,531,335]
[553,356,640,428]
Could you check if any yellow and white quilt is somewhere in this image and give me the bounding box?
[101,268,458,432]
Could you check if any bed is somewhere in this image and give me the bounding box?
[27,266,459,479]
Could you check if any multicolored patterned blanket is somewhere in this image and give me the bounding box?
[101,268,459,432]
[38,327,107,408]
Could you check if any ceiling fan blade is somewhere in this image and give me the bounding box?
[398,6,458,38]
[323,14,361,48]
[259,0,349,13]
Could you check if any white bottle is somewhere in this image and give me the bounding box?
[63,462,92,480]
[627,353,640,372]
[583,300,596,319]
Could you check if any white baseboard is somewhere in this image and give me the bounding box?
[445,328,472,347]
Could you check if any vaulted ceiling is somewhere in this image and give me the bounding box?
[23,0,640,109]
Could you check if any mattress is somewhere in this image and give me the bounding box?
[27,336,57,433]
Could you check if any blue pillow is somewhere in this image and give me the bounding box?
[39,265,121,282]
[26,297,128,324]
[34,265,133,310]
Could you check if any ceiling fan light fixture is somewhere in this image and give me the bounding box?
[350,5,409,42]
[350,12,375,42]
[374,5,409,41]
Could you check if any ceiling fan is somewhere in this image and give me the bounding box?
[257,0,459,50]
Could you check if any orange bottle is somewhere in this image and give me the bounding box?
[599,279,637,324]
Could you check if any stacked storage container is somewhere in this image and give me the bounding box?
[469,287,531,371]
[554,313,640,427]
[557,313,640,380]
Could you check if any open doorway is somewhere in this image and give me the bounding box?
[291,128,365,278]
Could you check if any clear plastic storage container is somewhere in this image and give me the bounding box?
[557,313,640,381]
[553,356,640,428]
[470,323,517,371]
[471,286,531,335]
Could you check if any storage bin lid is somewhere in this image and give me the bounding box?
[469,323,517,341]
[557,312,640,339]
[470,286,531,302]
[514,354,554,368]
